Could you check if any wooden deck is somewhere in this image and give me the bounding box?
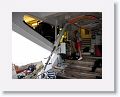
[52,56,102,79]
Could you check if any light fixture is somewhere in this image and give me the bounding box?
[59,28,62,31]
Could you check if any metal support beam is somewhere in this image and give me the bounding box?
[55,20,58,40]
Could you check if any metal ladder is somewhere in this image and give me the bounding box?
[37,23,69,79]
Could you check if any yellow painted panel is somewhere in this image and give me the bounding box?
[60,31,68,43]
[80,28,91,39]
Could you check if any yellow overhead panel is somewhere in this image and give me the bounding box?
[27,20,38,29]
[28,20,38,24]
[23,14,42,28]
[32,22,38,28]
[23,14,40,23]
